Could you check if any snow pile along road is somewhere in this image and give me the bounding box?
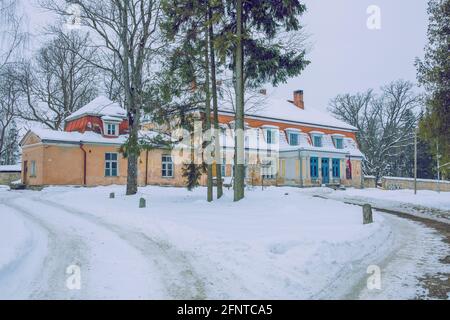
[305,187,450,223]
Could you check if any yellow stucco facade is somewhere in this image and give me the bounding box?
[21,133,188,187]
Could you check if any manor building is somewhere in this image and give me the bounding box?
[20,91,364,188]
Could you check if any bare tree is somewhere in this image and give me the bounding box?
[0,0,26,71]
[42,0,164,195]
[329,80,421,181]
[0,65,21,163]
[16,28,98,130]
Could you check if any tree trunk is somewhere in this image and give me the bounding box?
[126,107,139,195]
[208,5,223,199]
[234,0,245,202]
[204,19,213,202]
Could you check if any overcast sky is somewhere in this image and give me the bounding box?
[23,0,429,112]
[271,0,429,111]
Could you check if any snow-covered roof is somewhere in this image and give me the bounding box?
[0,164,21,172]
[65,96,127,122]
[22,127,170,147]
[25,128,127,145]
[219,97,357,131]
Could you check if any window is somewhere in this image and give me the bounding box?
[30,160,36,177]
[261,161,275,179]
[162,155,173,177]
[332,159,340,178]
[105,153,118,177]
[266,130,274,144]
[310,157,318,178]
[289,133,299,146]
[221,157,227,177]
[106,123,118,136]
[334,138,343,149]
[313,135,322,147]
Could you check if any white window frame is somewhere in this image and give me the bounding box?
[30,160,36,177]
[104,122,119,136]
[162,154,174,178]
[289,132,299,146]
[105,152,119,177]
[334,137,343,149]
[312,134,323,147]
[266,129,274,144]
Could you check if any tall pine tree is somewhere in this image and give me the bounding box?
[416,0,450,176]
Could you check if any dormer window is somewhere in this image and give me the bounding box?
[335,138,343,149]
[286,128,301,146]
[310,131,324,147]
[262,125,279,145]
[105,122,119,136]
[313,135,322,147]
[289,133,299,146]
[266,130,274,144]
[331,134,344,149]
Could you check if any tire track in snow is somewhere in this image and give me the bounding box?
[1,199,89,299]
[5,197,166,299]
[33,197,207,300]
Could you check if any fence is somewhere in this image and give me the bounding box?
[381,176,450,192]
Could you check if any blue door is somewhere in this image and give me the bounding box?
[321,158,329,184]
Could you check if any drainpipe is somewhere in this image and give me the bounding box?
[298,149,303,187]
[79,142,87,186]
[145,149,149,185]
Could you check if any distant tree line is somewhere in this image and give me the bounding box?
[329,80,436,182]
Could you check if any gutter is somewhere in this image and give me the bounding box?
[145,149,149,185]
[79,142,87,185]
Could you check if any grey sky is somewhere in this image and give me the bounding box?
[23,0,429,112]
[271,0,429,111]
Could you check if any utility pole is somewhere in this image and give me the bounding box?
[414,128,417,194]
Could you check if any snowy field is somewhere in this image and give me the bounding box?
[0,185,448,299]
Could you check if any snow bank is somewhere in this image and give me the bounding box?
[306,187,450,223]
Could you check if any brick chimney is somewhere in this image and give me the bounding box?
[293,90,304,109]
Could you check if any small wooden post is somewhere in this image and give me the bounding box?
[139,197,146,208]
[363,204,373,224]
[109,192,115,199]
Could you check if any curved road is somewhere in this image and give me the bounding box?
[0,194,206,299]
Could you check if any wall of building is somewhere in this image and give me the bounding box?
[139,149,187,187]
[381,176,450,192]
[278,155,363,188]
[21,144,45,185]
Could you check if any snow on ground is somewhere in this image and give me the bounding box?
[0,185,448,299]
[304,187,450,223]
